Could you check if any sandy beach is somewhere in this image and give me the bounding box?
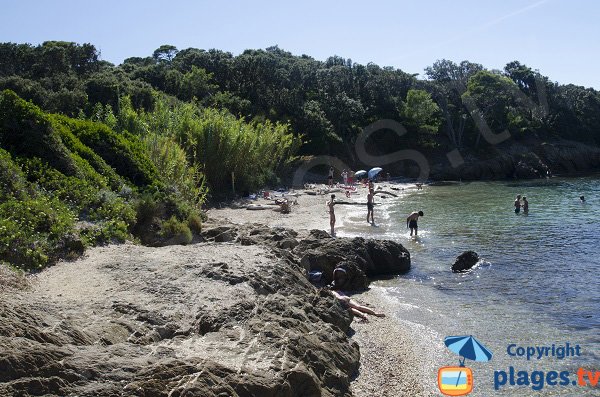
[0,183,437,396]
[209,184,440,396]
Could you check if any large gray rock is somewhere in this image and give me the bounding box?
[296,230,411,291]
[0,242,359,397]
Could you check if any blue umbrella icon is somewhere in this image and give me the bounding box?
[444,335,493,387]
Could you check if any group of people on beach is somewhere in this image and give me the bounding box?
[326,168,423,237]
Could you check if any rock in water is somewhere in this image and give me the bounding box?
[452,251,480,272]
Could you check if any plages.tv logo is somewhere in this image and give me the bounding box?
[438,335,493,396]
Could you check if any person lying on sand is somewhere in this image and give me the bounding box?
[330,290,385,322]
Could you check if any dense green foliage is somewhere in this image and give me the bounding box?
[2,42,599,161]
[1,40,600,270]
[0,90,208,270]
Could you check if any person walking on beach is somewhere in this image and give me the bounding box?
[342,169,348,186]
[514,195,521,213]
[367,189,375,224]
[522,196,529,213]
[327,194,336,236]
[328,166,334,187]
[407,210,423,236]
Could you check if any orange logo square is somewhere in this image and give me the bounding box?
[438,366,474,396]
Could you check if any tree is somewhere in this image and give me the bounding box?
[401,89,441,134]
[153,45,178,63]
[179,66,218,102]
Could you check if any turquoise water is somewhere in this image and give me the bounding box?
[339,176,600,396]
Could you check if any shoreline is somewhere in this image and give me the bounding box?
[1,183,433,396]
[208,185,440,396]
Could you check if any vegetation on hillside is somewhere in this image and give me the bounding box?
[1,40,600,270]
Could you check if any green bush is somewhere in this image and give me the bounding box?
[56,116,160,187]
[160,216,192,245]
[188,212,203,234]
[0,196,76,270]
[0,147,32,200]
[0,90,80,177]
[141,132,207,206]
[124,96,300,195]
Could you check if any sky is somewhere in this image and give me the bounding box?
[1,0,598,88]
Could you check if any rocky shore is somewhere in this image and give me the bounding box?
[0,214,420,396]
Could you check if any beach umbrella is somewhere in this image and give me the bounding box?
[444,335,493,364]
[354,170,367,178]
[444,335,493,389]
[368,167,383,179]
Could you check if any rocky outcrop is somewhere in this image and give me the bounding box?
[0,240,362,397]
[430,139,600,181]
[452,251,480,273]
[200,225,412,292]
[295,230,411,291]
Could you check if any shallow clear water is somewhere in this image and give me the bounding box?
[339,176,600,396]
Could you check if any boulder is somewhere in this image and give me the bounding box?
[452,251,480,273]
[297,235,410,291]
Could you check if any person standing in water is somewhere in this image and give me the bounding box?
[407,211,423,236]
[366,189,375,224]
[514,195,522,213]
[522,196,529,213]
[580,195,586,203]
[327,194,336,236]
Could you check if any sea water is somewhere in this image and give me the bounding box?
[339,176,600,396]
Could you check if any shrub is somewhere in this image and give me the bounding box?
[55,115,160,187]
[141,132,207,206]
[160,216,192,245]
[188,212,203,234]
[0,90,80,177]
[124,96,300,195]
[0,147,32,200]
[0,196,76,270]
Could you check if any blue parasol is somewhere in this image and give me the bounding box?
[354,170,367,178]
[444,335,493,388]
[444,335,493,365]
[368,167,383,179]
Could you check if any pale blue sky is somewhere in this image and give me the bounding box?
[1,0,598,88]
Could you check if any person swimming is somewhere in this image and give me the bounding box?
[580,195,586,203]
[514,195,521,213]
